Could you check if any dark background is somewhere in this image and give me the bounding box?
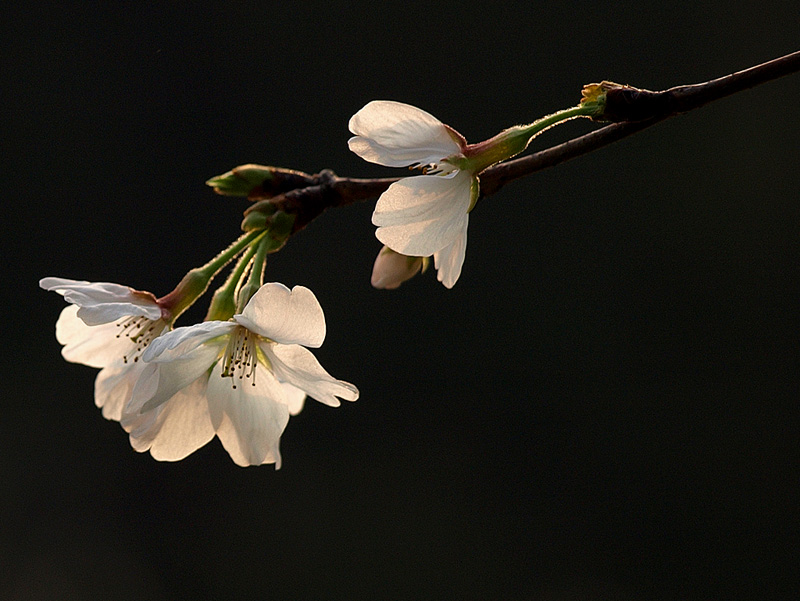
[4,2,798,599]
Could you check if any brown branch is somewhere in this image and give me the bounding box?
[483,50,800,195]
[244,50,800,233]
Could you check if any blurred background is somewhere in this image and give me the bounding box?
[3,1,798,599]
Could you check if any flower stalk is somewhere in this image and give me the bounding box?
[463,103,605,174]
[156,230,264,321]
[205,241,261,322]
[236,232,272,312]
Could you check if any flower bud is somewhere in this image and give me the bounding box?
[206,164,315,199]
[206,164,276,197]
[371,246,425,289]
[240,209,272,232]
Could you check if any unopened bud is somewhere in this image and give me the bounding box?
[371,246,425,289]
[240,209,272,232]
[206,164,276,197]
[206,164,316,200]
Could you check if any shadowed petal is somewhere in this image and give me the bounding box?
[125,378,215,461]
[207,362,291,468]
[143,321,234,363]
[128,343,220,414]
[94,359,151,421]
[282,383,307,416]
[433,225,469,289]
[371,246,423,289]
[235,283,326,348]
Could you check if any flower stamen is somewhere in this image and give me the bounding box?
[116,316,163,363]
[221,325,258,388]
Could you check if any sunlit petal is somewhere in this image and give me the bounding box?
[55,305,166,368]
[235,283,326,348]
[372,171,474,256]
[348,100,463,167]
[56,306,124,368]
[40,277,161,325]
[263,342,359,408]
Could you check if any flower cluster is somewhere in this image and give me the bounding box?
[43,96,602,468]
[41,277,357,468]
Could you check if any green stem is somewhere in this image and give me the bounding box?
[464,105,602,173]
[235,233,272,312]
[519,104,600,138]
[158,230,264,321]
[196,230,264,279]
[205,241,261,321]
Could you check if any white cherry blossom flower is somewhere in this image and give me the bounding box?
[40,277,169,421]
[349,100,479,288]
[122,283,358,468]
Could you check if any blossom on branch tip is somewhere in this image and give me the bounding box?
[122,283,358,468]
[39,277,169,421]
[349,100,478,288]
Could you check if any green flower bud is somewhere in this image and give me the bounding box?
[206,164,316,200]
[206,164,275,197]
[240,209,272,232]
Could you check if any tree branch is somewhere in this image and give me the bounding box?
[244,50,800,233]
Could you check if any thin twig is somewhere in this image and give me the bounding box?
[254,50,800,232]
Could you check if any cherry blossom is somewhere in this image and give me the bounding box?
[122,283,358,468]
[349,100,478,288]
[40,277,169,421]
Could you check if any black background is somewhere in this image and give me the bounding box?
[4,2,799,599]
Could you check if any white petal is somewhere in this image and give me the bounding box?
[143,321,233,363]
[282,383,307,416]
[433,223,468,289]
[235,283,325,348]
[128,343,220,414]
[55,306,166,368]
[207,362,290,468]
[125,378,215,462]
[40,277,161,325]
[56,306,120,368]
[348,100,463,167]
[94,359,151,421]
[372,171,474,256]
[263,342,359,408]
